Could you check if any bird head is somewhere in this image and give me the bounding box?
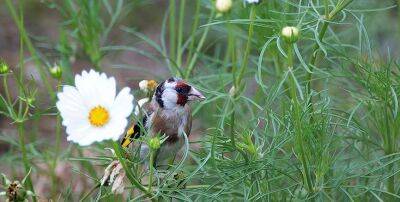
[154,77,205,109]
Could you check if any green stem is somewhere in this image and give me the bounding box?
[185,0,201,67]
[17,123,35,200]
[79,183,100,202]
[185,9,214,79]
[169,0,176,63]
[384,90,395,197]
[236,5,256,87]
[398,0,400,41]
[306,21,329,96]
[306,0,353,96]
[51,80,62,197]
[176,0,186,67]
[148,150,155,193]
[225,6,256,164]
[287,44,314,194]
[3,75,12,104]
[229,103,237,149]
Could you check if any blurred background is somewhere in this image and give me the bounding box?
[1,0,400,200]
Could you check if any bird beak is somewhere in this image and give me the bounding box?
[188,87,206,101]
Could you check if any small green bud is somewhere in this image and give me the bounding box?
[215,0,232,13]
[27,97,35,106]
[148,137,161,150]
[0,60,10,74]
[49,64,62,79]
[281,26,300,44]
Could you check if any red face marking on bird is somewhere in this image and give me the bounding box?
[175,81,191,106]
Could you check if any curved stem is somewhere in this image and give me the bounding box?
[3,75,12,104]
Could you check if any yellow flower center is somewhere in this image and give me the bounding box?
[88,106,110,127]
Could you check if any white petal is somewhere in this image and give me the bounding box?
[56,86,88,126]
[75,69,117,108]
[68,117,127,146]
[111,87,134,118]
[75,73,97,108]
[134,98,149,116]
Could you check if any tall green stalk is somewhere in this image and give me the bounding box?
[169,0,177,63]
[306,0,353,96]
[148,150,155,193]
[287,43,314,196]
[185,0,201,67]
[176,0,186,67]
[51,80,62,197]
[230,5,256,147]
[185,9,214,79]
[227,5,256,162]
[235,5,256,87]
[17,123,35,200]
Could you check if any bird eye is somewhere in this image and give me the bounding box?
[175,85,191,94]
[176,87,183,93]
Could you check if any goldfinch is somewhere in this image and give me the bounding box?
[121,77,205,165]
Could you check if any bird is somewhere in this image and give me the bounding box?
[120,77,206,166]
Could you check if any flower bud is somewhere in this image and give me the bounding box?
[139,80,158,93]
[281,26,300,44]
[49,64,62,79]
[149,137,161,150]
[6,181,28,202]
[216,0,232,13]
[138,80,148,92]
[0,60,9,74]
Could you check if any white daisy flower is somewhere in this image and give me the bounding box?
[56,69,134,146]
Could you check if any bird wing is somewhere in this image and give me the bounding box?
[120,116,147,147]
[120,100,155,147]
